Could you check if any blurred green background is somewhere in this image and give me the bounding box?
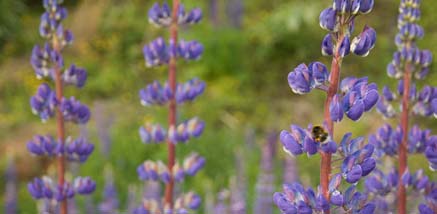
[1,0,437,213]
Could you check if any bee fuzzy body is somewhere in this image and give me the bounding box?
[311,126,329,144]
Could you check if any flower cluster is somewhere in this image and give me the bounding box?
[331,77,378,121]
[369,124,434,158]
[274,182,375,213]
[135,1,206,213]
[148,2,202,28]
[168,117,205,143]
[287,62,329,95]
[5,158,17,214]
[319,1,376,58]
[137,153,205,184]
[134,192,201,214]
[27,0,95,209]
[377,82,437,119]
[30,83,57,121]
[28,176,95,202]
[338,133,376,183]
[280,124,337,156]
[288,70,379,122]
[365,168,437,212]
[59,97,91,124]
[27,135,94,163]
[139,117,205,144]
[276,0,378,213]
[98,168,119,212]
[62,65,87,88]
[143,37,203,67]
[139,78,205,106]
[364,0,437,213]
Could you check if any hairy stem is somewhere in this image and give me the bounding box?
[398,63,411,214]
[53,39,67,214]
[164,0,180,208]
[321,33,344,213]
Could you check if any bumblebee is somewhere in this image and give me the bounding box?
[311,125,329,144]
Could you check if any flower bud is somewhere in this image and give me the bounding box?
[288,64,313,94]
[359,0,374,13]
[322,34,334,56]
[319,8,337,31]
[330,94,344,122]
[339,35,351,57]
[74,177,96,195]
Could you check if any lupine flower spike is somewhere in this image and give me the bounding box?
[365,1,436,213]
[276,0,378,213]
[134,1,206,213]
[27,1,95,213]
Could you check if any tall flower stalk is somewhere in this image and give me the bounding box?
[5,156,17,214]
[135,1,205,213]
[254,134,277,214]
[27,1,95,213]
[275,0,379,213]
[365,0,437,213]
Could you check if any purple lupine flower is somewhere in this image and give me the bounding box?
[272,182,370,213]
[148,2,172,27]
[280,124,338,156]
[139,123,167,144]
[351,25,376,57]
[30,83,58,121]
[276,0,379,211]
[175,78,206,104]
[59,97,91,124]
[230,176,246,214]
[139,80,171,106]
[62,64,87,88]
[338,134,376,183]
[31,43,55,79]
[359,0,374,14]
[134,199,162,214]
[28,177,54,200]
[183,153,206,176]
[158,161,171,184]
[5,158,17,214]
[214,190,230,214]
[27,135,58,157]
[328,77,379,121]
[65,137,94,162]
[177,6,202,25]
[137,160,159,181]
[283,156,298,184]
[254,134,276,214]
[330,94,344,122]
[319,7,337,31]
[136,1,206,211]
[173,192,202,211]
[28,0,96,207]
[98,168,119,213]
[172,163,185,182]
[168,117,205,144]
[339,35,351,57]
[287,63,314,95]
[418,204,434,214]
[322,34,334,56]
[94,102,114,158]
[143,37,170,67]
[73,176,96,195]
[177,40,204,61]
